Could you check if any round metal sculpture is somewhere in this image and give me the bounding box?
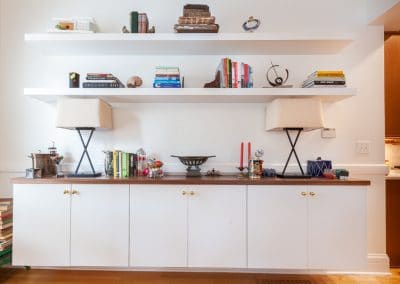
[171,155,216,177]
[242,16,261,32]
[266,61,289,87]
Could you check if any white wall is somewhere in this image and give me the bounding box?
[366,0,400,24]
[0,0,389,272]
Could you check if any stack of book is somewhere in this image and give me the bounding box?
[112,151,137,178]
[0,199,12,267]
[153,67,181,88]
[174,4,219,33]
[83,73,125,88]
[130,12,149,33]
[302,71,346,88]
[216,58,253,88]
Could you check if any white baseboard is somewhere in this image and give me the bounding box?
[365,253,391,274]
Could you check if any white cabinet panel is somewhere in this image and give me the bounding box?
[130,185,187,267]
[187,185,247,268]
[13,184,71,266]
[308,186,367,270]
[248,186,308,269]
[70,184,129,267]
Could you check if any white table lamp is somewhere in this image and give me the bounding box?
[265,98,324,178]
[56,98,113,177]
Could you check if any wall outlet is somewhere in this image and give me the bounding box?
[356,141,371,154]
[321,128,336,138]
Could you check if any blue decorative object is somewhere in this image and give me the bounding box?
[307,157,332,177]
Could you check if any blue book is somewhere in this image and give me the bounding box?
[153,83,182,88]
[154,76,180,81]
[153,79,181,84]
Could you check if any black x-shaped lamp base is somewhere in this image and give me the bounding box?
[68,127,102,178]
[277,128,311,179]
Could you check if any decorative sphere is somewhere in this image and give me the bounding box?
[127,76,143,88]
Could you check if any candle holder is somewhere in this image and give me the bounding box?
[237,166,249,178]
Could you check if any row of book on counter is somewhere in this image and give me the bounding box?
[108,150,149,178]
[302,70,346,88]
[216,57,254,88]
[0,199,12,267]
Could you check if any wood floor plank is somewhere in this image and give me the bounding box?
[0,269,399,284]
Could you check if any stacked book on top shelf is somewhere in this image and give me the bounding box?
[0,199,12,267]
[302,70,346,88]
[153,67,182,88]
[216,57,253,88]
[83,73,125,88]
[112,150,137,178]
[174,4,219,33]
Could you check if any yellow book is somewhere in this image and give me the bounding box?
[113,150,118,178]
[313,70,344,77]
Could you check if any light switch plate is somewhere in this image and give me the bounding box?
[321,128,336,138]
[356,140,371,154]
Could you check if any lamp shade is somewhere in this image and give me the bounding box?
[265,98,324,132]
[56,98,113,129]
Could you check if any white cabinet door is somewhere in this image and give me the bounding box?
[308,186,367,270]
[248,186,308,269]
[130,185,187,267]
[13,184,71,266]
[70,184,129,267]
[187,185,247,268]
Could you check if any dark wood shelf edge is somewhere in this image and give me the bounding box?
[11,176,371,186]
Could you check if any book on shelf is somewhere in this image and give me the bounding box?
[0,239,11,251]
[309,70,345,78]
[0,217,12,225]
[83,73,124,88]
[0,223,12,230]
[0,246,11,257]
[0,210,12,219]
[82,82,121,88]
[130,11,139,33]
[153,82,181,88]
[216,58,253,88]
[138,13,149,33]
[154,66,181,88]
[0,205,11,211]
[0,252,11,267]
[0,228,12,240]
[303,70,346,88]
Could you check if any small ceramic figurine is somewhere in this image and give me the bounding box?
[127,76,143,88]
[122,26,130,33]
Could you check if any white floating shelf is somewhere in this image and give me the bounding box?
[24,88,357,104]
[24,33,354,55]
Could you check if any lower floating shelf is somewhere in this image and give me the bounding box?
[24,88,357,104]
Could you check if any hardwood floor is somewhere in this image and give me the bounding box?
[0,269,399,284]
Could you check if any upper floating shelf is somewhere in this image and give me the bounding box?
[24,33,355,55]
[24,88,357,104]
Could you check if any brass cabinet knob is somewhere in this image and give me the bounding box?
[309,192,316,197]
[182,191,187,195]
[63,190,70,195]
[301,192,307,197]
[71,190,79,195]
[189,191,195,196]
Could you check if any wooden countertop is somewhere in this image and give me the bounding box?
[12,176,371,186]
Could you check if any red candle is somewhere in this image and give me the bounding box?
[240,142,244,168]
[248,142,251,163]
